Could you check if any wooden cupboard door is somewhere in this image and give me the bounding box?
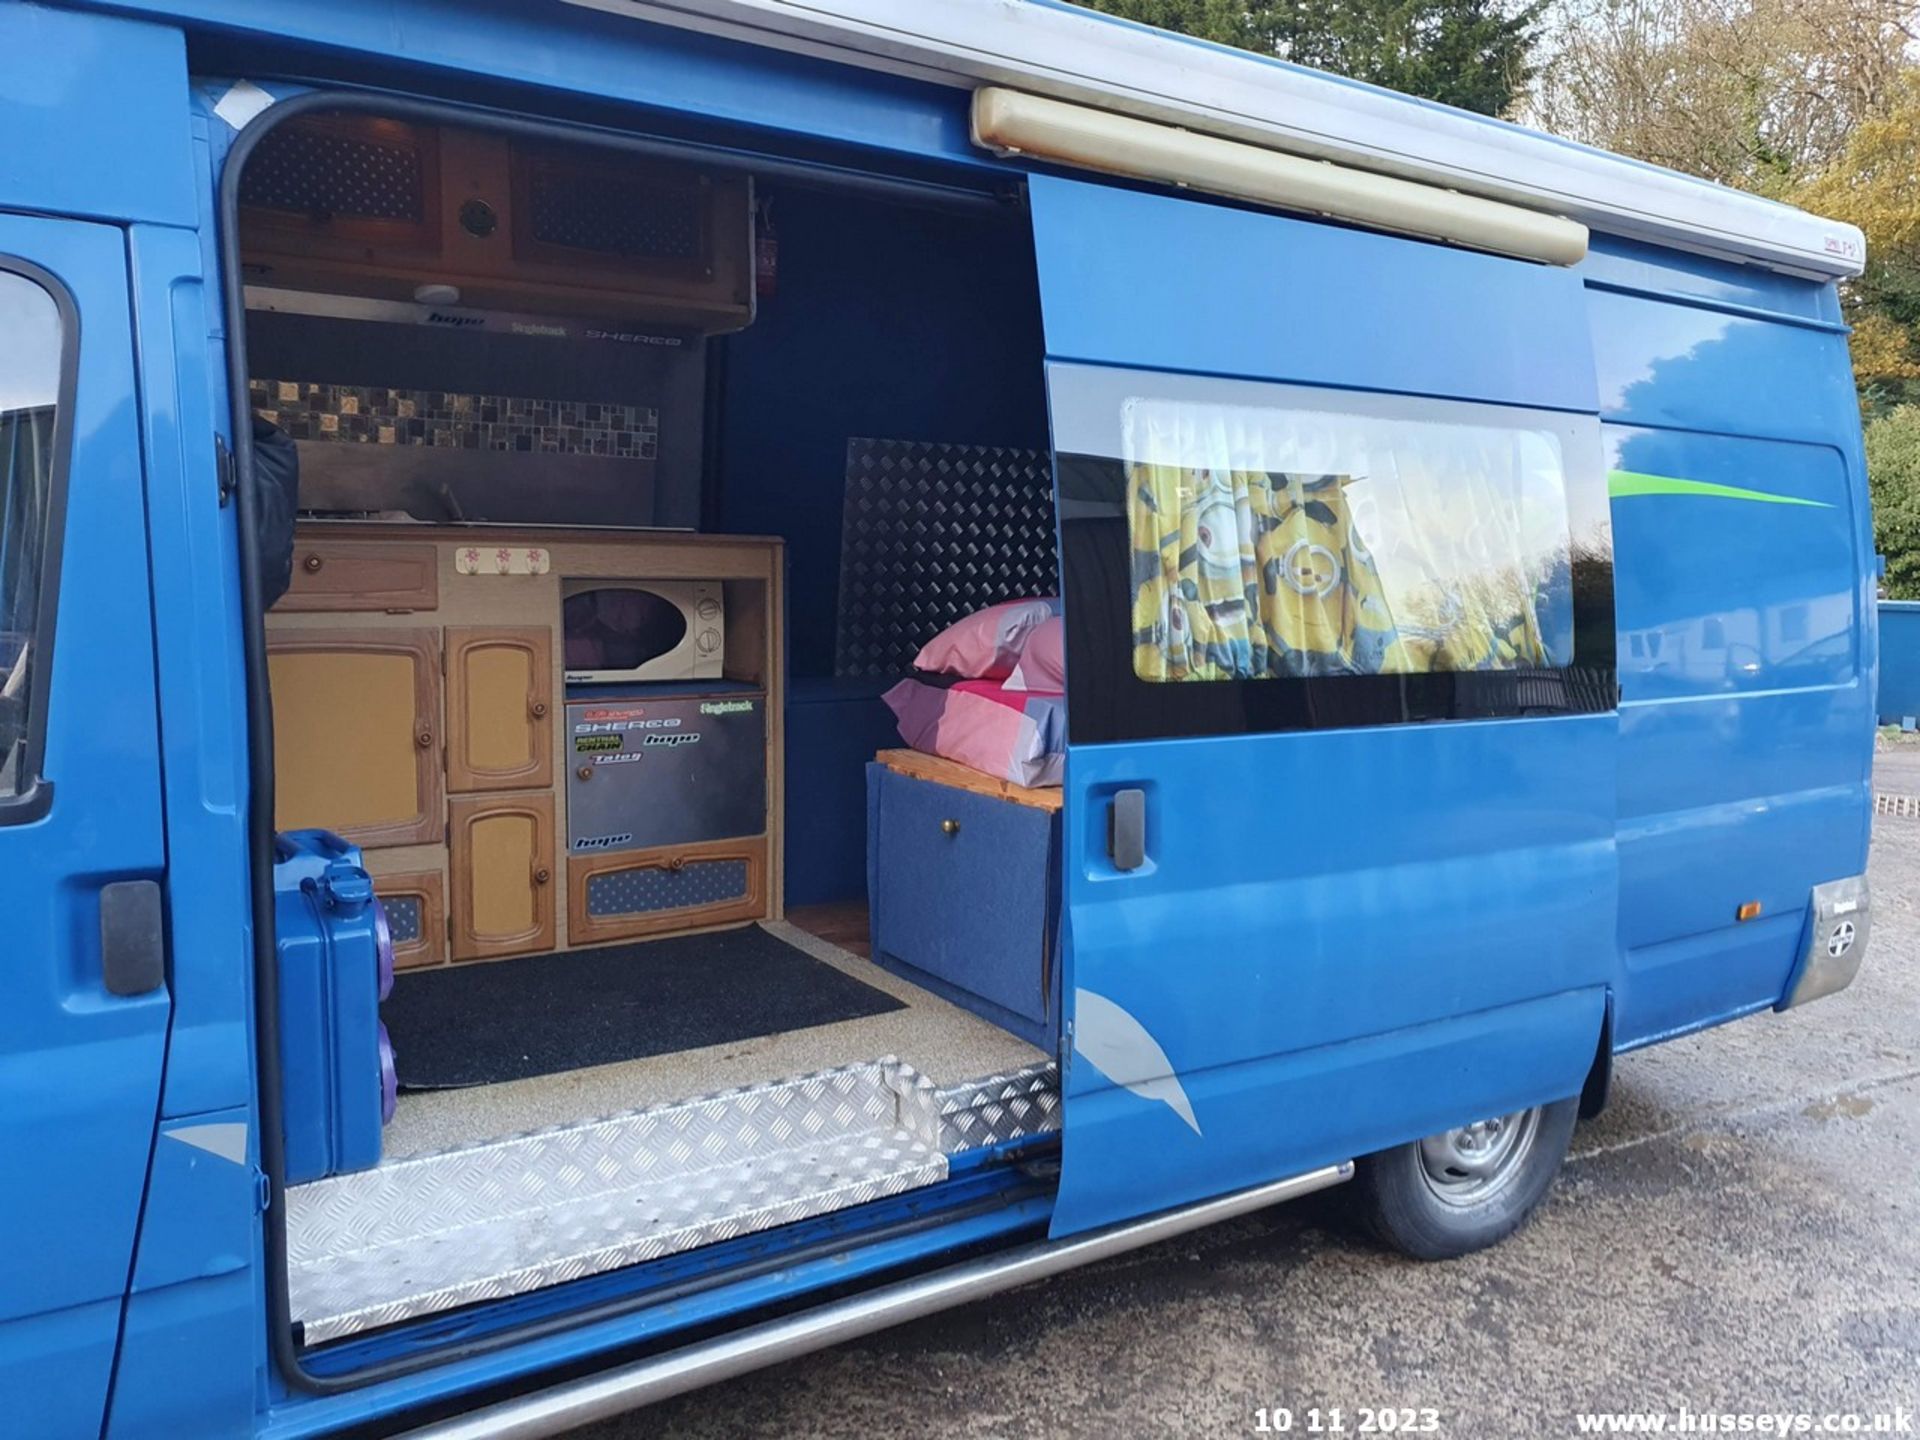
[268,628,444,848]
[449,792,556,961]
[445,626,553,793]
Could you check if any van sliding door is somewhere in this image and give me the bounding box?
[1030,175,1622,1237]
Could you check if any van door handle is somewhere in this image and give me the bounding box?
[1109,788,1146,872]
[101,879,166,997]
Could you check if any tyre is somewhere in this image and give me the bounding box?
[1351,1096,1580,1260]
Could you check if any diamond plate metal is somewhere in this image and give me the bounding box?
[892,1060,1063,1153]
[287,1057,1061,1343]
[834,438,1058,678]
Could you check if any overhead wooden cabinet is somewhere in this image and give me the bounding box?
[239,114,754,331]
[445,626,553,793]
[449,791,557,961]
[268,628,444,848]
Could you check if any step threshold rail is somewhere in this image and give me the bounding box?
[399,1161,1354,1440]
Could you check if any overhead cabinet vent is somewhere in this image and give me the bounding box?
[240,114,754,333]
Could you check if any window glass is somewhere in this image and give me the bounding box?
[0,271,64,797]
[1123,397,1575,682]
[1049,364,1615,744]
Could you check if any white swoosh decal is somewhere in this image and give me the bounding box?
[1073,987,1201,1136]
[167,1121,250,1166]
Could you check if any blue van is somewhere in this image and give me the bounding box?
[0,1,1877,1434]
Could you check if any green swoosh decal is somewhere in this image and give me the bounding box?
[1607,469,1830,508]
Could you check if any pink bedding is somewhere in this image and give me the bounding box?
[882,677,1066,788]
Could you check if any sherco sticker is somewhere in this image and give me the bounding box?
[573,709,684,735]
[593,753,644,767]
[700,700,755,716]
[574,833,634,851]
[574,735,623,753]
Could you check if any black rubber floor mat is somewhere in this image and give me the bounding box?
[384,927,904,1089]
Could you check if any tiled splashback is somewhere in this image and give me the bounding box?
[249,379,660,458]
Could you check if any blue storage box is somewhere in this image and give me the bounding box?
[865,761,1061,1049]
[273,829,395,1185]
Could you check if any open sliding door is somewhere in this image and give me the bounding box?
[1032,175,1622,1236]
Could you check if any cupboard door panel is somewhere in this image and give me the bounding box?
[446,626,553,792]
[368,866,447,970]
[268,628,443,847]
[449,791,555,961]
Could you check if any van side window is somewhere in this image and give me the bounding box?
[1051,365,1615,743]
[0,269,66,800]
[1120,396,1576,683]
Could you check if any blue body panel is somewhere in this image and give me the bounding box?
[0,3,1874,1433]
[0,211,173,1438]
[1587,246,1874,1046]
[1028,175,1620,1233]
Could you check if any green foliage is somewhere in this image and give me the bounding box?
[1866,407,1920,599]
[1072,0,1544,116]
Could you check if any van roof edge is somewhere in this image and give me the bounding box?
[560,0,1865,281]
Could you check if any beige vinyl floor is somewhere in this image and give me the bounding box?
[381,919,1049,1157]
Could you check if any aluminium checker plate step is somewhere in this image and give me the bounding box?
[287,1056,1060,1344]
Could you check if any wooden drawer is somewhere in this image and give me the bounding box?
[866,764,1060,1045]
[276,541,438,613]
[566,837,767,946]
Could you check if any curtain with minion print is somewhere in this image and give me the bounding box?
[1124,398,1572,683]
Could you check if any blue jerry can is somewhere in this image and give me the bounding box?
[272,829,397,1184]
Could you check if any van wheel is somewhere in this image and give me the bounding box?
[1352,1096,1579,1260]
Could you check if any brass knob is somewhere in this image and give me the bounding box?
[576,765,592,781]
[533,866,551,885]
[530,700,548,718]
[302,553,323,573]
[415,729,433,748]
[941,818,961,837]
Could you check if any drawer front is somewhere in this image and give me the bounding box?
[278,541,438,612]
[870,768,1056,1024]
[566,838,768,945]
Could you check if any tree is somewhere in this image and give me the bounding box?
[1529,0,1915,192]
[1866,408,1920,598]
[1790,72,1920,411]
[1072,0,1546,116]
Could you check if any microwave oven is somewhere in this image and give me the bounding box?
[561,578,724,684]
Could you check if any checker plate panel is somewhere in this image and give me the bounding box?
[288,1057,1059,1343]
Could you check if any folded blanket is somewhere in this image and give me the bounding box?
[882,677,1066,788]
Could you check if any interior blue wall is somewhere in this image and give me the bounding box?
[714,184,1048,906]
[716,184,1048,679]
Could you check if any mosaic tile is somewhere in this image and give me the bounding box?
[248,378,660,459]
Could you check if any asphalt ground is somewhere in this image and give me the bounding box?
[572,777,1920,1440]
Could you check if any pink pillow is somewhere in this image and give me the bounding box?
[1004,615,1064,693]
[913,598,1059,680]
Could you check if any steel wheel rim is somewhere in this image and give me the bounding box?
[1416,1107,1543,1207]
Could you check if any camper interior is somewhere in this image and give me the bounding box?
[244,107,1069,1348]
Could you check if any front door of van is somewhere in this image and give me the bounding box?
[1030,176,1621,1235]
[0,214,172,1434]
